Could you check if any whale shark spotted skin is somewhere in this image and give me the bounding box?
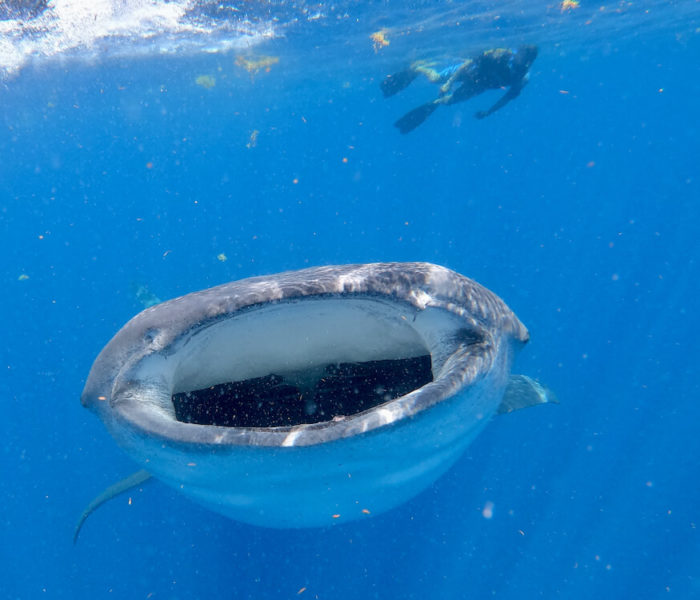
[78,262,552,536]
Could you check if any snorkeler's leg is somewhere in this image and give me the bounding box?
[412,61,442,83]
[394,101,440,134]
[445,80,481,105]
[380,59,447,97]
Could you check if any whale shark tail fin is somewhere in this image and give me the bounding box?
[498,374,558,415]
[73,469,152,544]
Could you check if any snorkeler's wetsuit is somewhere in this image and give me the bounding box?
[381,45,538,133]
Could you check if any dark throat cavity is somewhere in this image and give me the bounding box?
[172,355,433,428]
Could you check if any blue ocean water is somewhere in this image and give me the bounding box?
[1,1,699,598]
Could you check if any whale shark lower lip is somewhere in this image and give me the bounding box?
[79,262,550,534]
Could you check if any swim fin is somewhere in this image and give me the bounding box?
[394,102,439,134]
[380,68,420,97]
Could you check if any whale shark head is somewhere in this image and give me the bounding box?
[81,262,533,528]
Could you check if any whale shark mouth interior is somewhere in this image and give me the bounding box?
[172,355,433,428]
[163,298,456,429]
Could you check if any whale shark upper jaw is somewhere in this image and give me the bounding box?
[80,262,535,529]
[88,295,498,448]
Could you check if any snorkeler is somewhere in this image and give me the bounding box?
[381,45,538,134]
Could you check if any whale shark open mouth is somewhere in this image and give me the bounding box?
[127,295,485,437]
[77,263,552,535]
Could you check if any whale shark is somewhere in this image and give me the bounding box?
[76,262,554,540]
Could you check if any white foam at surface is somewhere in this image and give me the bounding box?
[0,0,273,79]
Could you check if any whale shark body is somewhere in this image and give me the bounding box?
[77,262,553,538]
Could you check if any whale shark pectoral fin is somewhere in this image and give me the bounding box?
[497,374,558,415]
[73,469,152,544]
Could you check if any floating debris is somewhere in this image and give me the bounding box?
[560,0,580,11]
[132,283,161,308]
[195,74,216,89]
[246,129,259,148]
[235,54,279,76]
[370,29,390,52]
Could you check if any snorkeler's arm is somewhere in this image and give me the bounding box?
[474,77,526,119]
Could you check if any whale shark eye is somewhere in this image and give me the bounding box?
[143,328,159,344]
